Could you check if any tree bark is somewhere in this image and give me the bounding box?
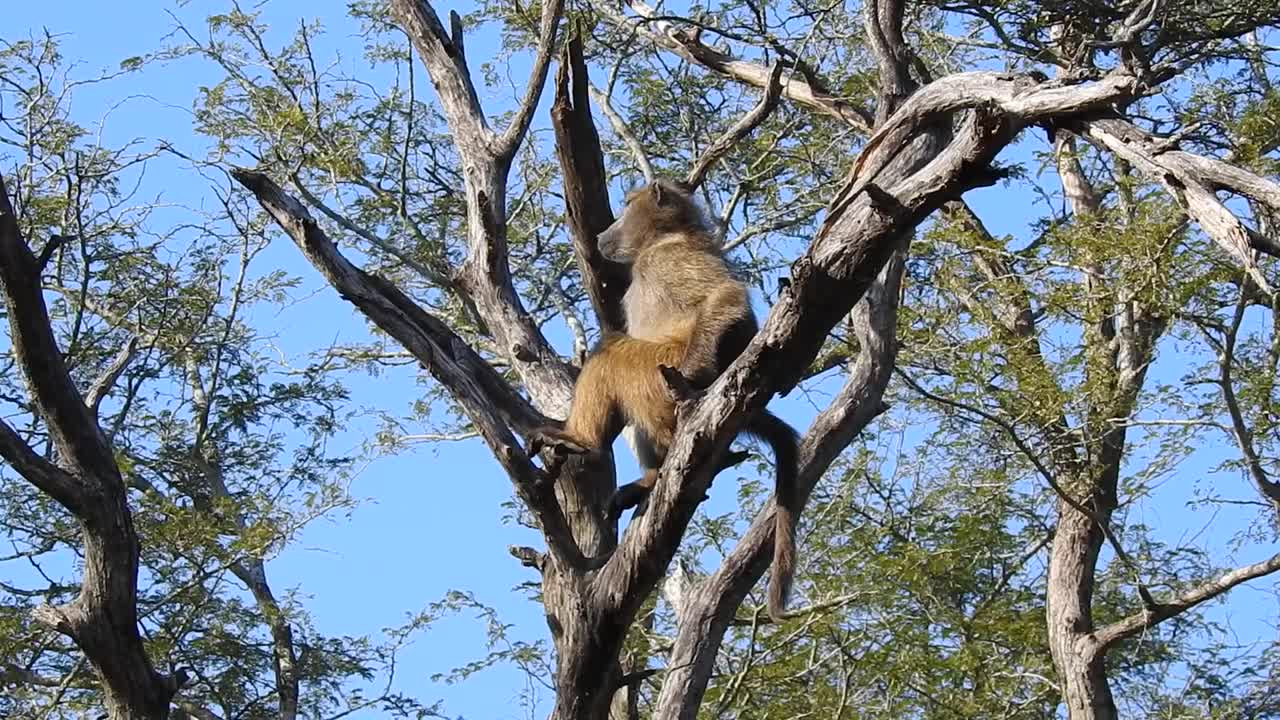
[0,175,182,719]
[1047,495,1117,720]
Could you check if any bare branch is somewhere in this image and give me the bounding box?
[395,1,575,412]
[551,31,630,334]
[175,702,225,720]
[834,72,1138,217]
[227,558,301,719]
[389,0,492,153]
[589,84,656,183]
[684,62,785,191]
[231,169,590,570]
[35,233,70,271]
[652,245,905,718]
[85,336,138,421]
[1216,287,1280,511]
[232,169,545,431]
[598,0,874,133]
[509,544,546,571]
[1093,551,1280,650]
[497,0,567,161]
[1079,118,1278,287]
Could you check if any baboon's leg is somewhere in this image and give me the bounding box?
[607,337,685,523]
[529,338,627,461]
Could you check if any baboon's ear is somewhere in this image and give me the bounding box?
[651,182,666,206]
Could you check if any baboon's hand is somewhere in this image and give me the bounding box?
[715,449,752,474]
[608,482,651,525]
[658,365,703,403]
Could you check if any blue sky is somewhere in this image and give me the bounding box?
[4,1,1277,718]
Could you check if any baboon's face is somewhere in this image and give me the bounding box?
[597,187,654,264]
[597,182,696,263]
[595,215,631,263]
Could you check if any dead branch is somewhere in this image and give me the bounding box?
[651,244,906,718]
[391,0,576,412]
[589,84,657,183]
[683,62,785,191]
[552,32,630,334]
[497,0,567,161]
[230,169,590,571]
[597,0,874,133]
[1079,118,1280,288]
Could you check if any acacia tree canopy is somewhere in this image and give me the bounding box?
[2,1,1280,719]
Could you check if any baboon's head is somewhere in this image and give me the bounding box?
[597,180,713,263]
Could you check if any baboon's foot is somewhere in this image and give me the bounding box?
[607,481,652,526]
[527,427,592,460]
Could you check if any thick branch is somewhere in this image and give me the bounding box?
[652,245,905,720]
[683,62,785,191]
[0,177,118,483]
[231,169,589,570]
[593,70,1140,664]
[0,417,84,512]
[395,0,575,412]
[389,0,492,154]
[0,173,177,719]
[865,0,915,122]
[1079,118,1279,286]
[835,72,1137,218]
[1093,551,1280,650]
[552,31,630,334]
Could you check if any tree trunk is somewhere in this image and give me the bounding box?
[1046,495,1117,720]
[67,510,175,720]
[1,176,181,719]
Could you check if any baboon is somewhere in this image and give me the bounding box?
[530,180,800,619]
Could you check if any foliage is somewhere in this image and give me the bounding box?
[2,1,1280,719]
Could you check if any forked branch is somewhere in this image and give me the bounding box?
[1079,118,1280,288]
[0,173,182,717]
[597,0,874,132]
[1093,551,1280,650]
[498,0,567,161]
[552,31,630,333]
[652,247,906,718]
[390,0,491,152]
[231,169,589,570]
[0,417,83,512]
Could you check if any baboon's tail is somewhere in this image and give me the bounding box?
[744,410,800,621]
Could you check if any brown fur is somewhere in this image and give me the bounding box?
[529,180,800,620]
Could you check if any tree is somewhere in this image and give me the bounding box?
[3,1,1280,719]
[0,32,437,720]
